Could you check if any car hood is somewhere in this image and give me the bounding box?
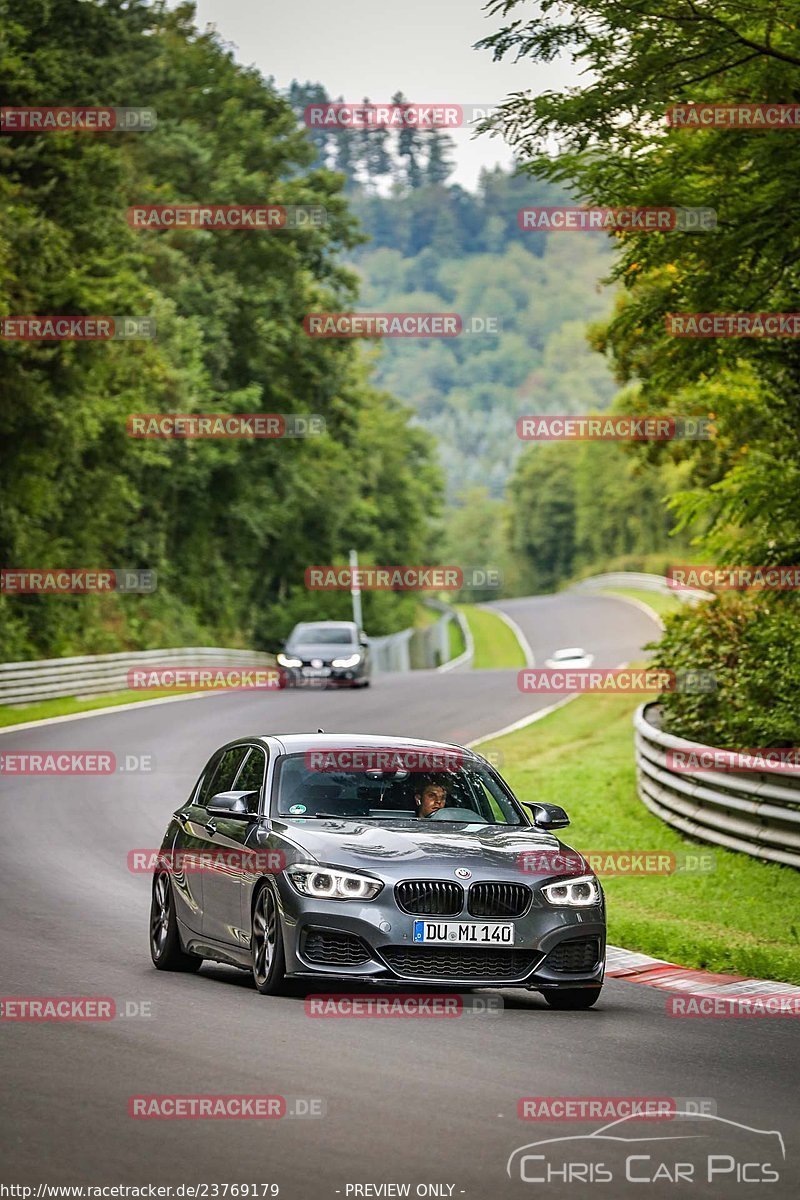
[274,818,583,882]
[285,643,357,660]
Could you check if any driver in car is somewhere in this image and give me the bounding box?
[414,779,449,818]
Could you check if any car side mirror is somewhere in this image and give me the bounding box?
[206,790,258,818]
[522,801,570,829]
[359,631,369,646]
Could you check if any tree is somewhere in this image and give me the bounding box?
[478,0,800,566]
[393,90,423,188]
[425,129,455,186]
[0,0,441,657]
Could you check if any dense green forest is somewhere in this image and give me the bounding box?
[5,0,798,691]
[288,83,620,499]
[0,0,441,659]
[287,81,693,591]
[480,0,800,741]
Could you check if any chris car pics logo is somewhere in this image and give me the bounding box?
[507,1112,784,1185]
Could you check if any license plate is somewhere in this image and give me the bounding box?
[412,920,515,945]
[302,667,331,677]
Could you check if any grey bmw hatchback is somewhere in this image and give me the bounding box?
[149,734,606,1008]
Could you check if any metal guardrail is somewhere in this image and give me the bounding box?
[573,571,713,602]
[0,647,275,706]
[436,605,473,673]
[368,628,415,674]
[0,609,468,704]
[369,602,469,673]
[635,702,800,870]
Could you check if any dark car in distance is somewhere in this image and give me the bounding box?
[277,620,371,688]
[149,734,606,1008]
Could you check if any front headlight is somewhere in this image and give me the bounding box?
[331,653,361,668]
[541,874,601,908]
[277,653,303,668]
[286,863,383,901]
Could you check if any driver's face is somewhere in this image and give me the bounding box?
[416,785,447,817]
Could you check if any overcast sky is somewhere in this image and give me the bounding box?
[191,0,575,188]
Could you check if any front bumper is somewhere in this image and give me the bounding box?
[275,880,605,990]
[281,665,366,688]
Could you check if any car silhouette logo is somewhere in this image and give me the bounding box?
[455,868,471,879]
[507,1112,786,1182]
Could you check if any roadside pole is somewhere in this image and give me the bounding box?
[349,548,363,631]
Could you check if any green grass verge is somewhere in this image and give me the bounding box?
[456,604,526,669]
[0,688,193,728]
[414,603,439,629]
[477,689,800,984]
[601,587,685,621]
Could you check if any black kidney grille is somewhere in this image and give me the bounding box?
[395,880,463,916]
[303,929,370,966]
[544,937,601,973]
[468,882,530,918]
[379,945,537,981]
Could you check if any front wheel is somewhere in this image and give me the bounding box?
[543,985,602,1010]
[251,884,287,995]
[150,871,203,971]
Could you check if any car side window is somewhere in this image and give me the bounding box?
[199,746,248,807]
[234,746,268,813]
[192,751,222,808]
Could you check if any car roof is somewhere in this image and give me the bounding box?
[240,732,479,757]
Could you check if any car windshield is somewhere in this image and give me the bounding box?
[273,753,523,825]
[291,625,354,645]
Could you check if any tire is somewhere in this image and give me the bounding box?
[542,986,602,1010]
[251,883,287,995]
[150,871,203,972]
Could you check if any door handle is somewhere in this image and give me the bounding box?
[204,819,217,834]
[176,810,191,827]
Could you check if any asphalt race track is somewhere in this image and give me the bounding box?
[1,591,796,1197]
